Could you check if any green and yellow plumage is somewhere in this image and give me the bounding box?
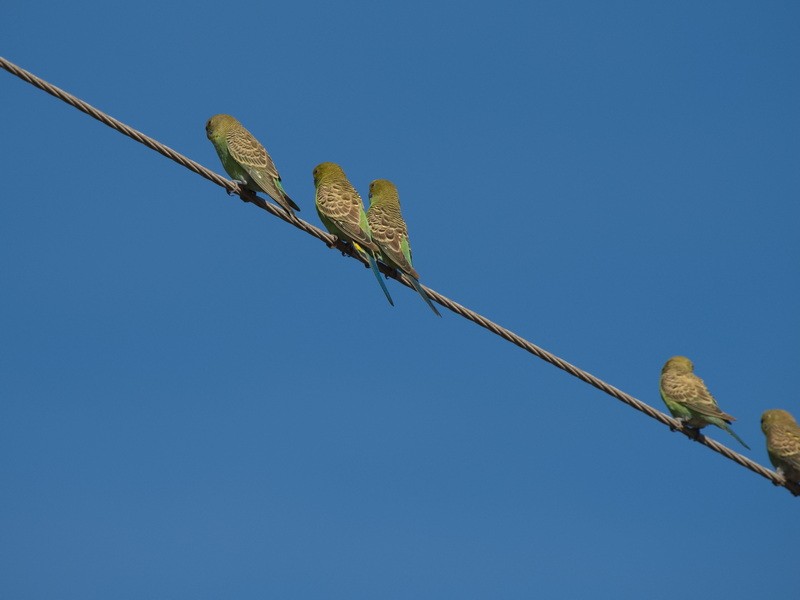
[761,409,800,483]
[313,162,393,306]
[205,114,299,215]
[366,179,441,317]
[659,356,749,449]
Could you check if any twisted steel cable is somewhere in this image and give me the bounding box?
[3,55,796,497]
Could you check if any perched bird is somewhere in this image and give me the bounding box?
[659,356,749,449]
[366,179,441,317]
[312,162,393,306]
[761,409,800,483]
[205,114,300,215]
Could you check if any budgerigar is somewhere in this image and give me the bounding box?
[206,114,300,215]
[761,409,800,483]
[312,162,393,306]
[659,356,749,449]
[366,179,440,317]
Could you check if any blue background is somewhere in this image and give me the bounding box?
[2,1,798,597]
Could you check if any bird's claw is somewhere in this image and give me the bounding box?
[669,416,687,432]
[229,179,249,202]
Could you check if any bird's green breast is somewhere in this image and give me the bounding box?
[211,136,249,183]
[316,206,345,240]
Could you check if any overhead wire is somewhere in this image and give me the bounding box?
[2,55,796,497]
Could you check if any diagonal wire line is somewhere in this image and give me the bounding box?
[2,55,796,497]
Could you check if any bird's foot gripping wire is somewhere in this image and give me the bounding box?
[323,235,341,251]
[668,416,685,432]
[684,425,703,442]
[774,468,788,486]
[228,179,248,199]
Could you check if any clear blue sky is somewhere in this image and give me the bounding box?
[2,1,798,598]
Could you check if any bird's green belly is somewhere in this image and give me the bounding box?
[222,156,255,188]
[317,210,346,241]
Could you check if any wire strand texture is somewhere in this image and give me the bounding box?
[3,55,796,497]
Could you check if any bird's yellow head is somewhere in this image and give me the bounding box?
[662,355,694,374]
[205,114,238,140]
[368,179,399,203]
[761,409,797,432]
[313,162,346,187]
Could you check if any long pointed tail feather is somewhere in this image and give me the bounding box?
[367,254,394,307]
[281,192,301,212]
[353,242,394,306]
[274,178,301,212]
[722,424,750,450]
[409,276,442,317]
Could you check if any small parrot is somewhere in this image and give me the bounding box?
[760,409,800,483]
[205,114,300,216]
[312,162,393,306]
[366,179,441,317]
[659,356,749,449]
